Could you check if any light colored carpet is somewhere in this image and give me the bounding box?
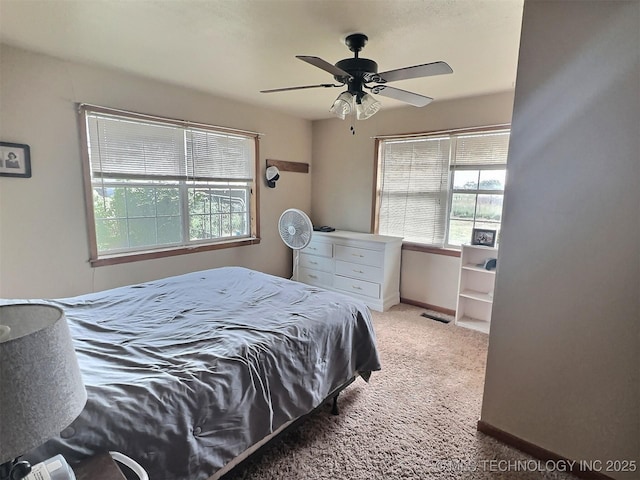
[225,303,579,479]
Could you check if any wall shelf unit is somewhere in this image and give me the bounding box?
[455,244,498,334]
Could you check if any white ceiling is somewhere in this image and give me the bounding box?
[0,0,524,120]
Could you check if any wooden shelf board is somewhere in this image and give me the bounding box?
[266,159,309,173]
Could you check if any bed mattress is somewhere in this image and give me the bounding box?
[24,267,380,480]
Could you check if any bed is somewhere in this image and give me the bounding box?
[22,267,381,480]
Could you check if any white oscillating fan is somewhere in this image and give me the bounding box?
[278,208,313,280]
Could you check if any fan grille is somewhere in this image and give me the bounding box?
[278,209,312,249]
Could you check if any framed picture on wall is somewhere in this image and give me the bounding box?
[471,228,497,247]
[0,142,31,178]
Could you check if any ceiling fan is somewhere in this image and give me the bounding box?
[260,33,453,120]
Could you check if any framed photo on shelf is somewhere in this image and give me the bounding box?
[471,228,497,247]
[0,142,31,178]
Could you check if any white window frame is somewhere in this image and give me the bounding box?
[79,104,260,266]
[446,164,506,248]
[374,125,509,251]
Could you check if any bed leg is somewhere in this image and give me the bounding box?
[331,394,340,415]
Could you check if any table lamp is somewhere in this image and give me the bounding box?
[0,304,87,480]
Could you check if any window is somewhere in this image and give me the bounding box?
[376,136,451,246]
[375,127,509,248]
[80,105,259,265]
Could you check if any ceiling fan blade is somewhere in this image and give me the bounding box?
[369,85,433,107]
[260,83,341,93]
[296,56,353,79]
[375,61,453,83]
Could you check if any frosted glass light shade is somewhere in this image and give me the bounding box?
[0,304,87,463]
[356,93,381,120]
[329,91,354,119]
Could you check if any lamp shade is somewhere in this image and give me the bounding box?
[0,304,87,463]
[356,93,381,120]
[329,91,353,119]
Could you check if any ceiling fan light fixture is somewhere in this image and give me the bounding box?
[355,92,381,120]
[261,33,453,120]
[329,91,353,119]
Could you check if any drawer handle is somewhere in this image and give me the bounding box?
[308,274,318,279]
[351,253,364,258]
[308,247,316,250]
[351,285,362,290]
[353,269,364,274]
[310,261,318,265]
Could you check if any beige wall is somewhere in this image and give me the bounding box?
[481,1,640,478]
[311,91,515,310]
[0,43,515,310]
[0,45,312,298]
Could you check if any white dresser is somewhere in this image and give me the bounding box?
[294,230,402,312]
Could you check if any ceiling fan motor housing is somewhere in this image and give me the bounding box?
[334,58,379,93]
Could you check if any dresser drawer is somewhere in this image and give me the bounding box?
[335,260,383,283]
[334,275,380,299]
[295,230,402,311]
[302,241,333,258]
[298,267,333,288]
[300,253,333,273]
[335,245,384,268]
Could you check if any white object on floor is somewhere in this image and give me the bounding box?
[109,452,148,480]
[24,454,75,480]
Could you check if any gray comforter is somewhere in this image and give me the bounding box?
[25,267,380,480]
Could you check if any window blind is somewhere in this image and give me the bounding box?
[87,113,254,181]
[186,129,253,181]
[378,136,451,245]
[453,131,510,166]
[87,115,186,178]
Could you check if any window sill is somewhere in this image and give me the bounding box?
[402,242,461,258]
[90,237,261,267]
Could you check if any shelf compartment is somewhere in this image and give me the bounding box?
[456,316,490,334]
[459,289,493,303]
[462,264,496,274]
